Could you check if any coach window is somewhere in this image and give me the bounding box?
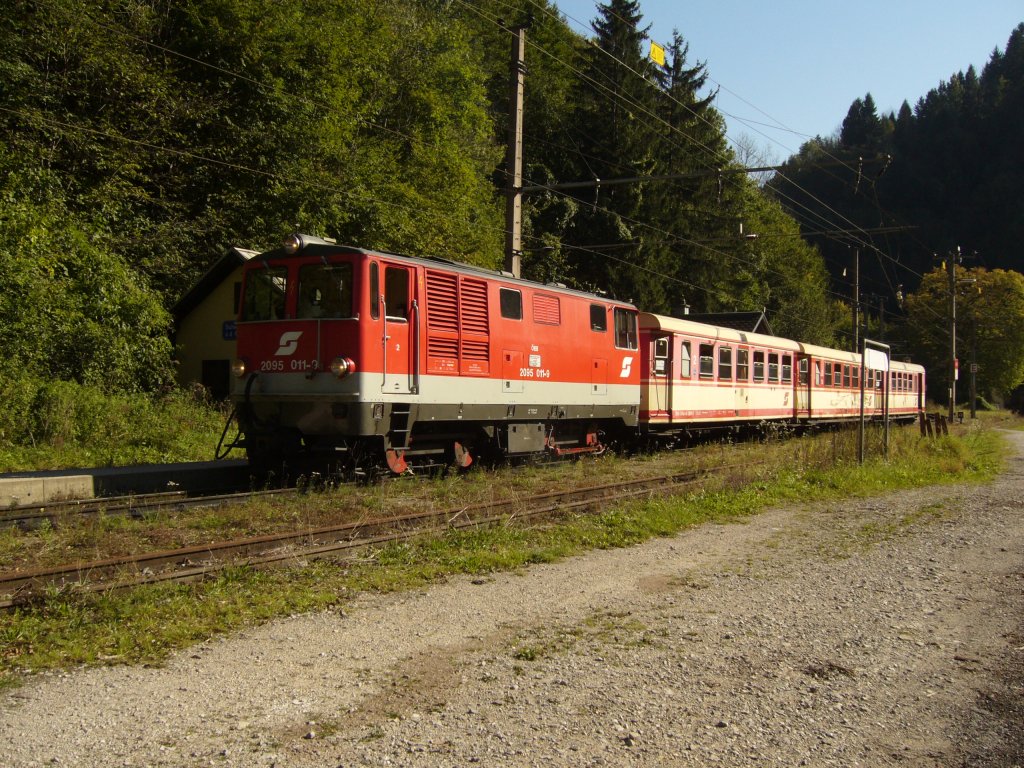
[718,346,733,381]
[782,354,793,384]
[753,351,765,383]
[876,370,883,389]
[843,365,851,388]
[815,361,822,386]
[696,344,712,380]
[500,288,523,320]
[680,341,692,378]
[242,266,287,321]
[384,266,409,320]
[833,364,842,387]
[298,263,354,319]
[736,349,750,382]
[590,304,607,331]
[852,366,860,389]
[768,353,780,383]
[824,362,832,386]
[799,358,809,385]
[613,308,638,350]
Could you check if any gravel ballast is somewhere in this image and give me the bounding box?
[2,431,1022,767]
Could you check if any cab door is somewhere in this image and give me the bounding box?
[382,264,416,394]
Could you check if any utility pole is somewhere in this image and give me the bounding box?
[947,247,960,421]
[851,249,860,353]
[503,25,527,278]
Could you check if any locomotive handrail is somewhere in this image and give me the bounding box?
[410,298,420,395]
[380,295,388,393]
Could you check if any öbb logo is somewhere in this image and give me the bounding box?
[275,331,303,356]
[620,357,633,378]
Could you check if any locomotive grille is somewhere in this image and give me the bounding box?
[424,270,490,372]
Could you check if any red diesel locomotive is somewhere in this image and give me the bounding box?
[230,234,924,472]
[231,234,642,472]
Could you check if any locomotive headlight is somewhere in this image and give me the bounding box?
[231,359,248,377]
[330,356,356,378]
[283,233,304,254]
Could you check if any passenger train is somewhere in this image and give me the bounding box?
[230,234,924,472]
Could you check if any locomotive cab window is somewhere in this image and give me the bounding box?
[384,266,409,320]
[613,308,638,350]
[590,304,607,331]
[241,266,288,321]
[653,337,669,376]
[297,263,354,319]
[370,262,380,319]
[500,288,523,320]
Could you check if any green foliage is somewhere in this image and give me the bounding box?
[0,376,228,471]
[904,266,1024,400]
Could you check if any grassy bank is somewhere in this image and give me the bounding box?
[0,421,1011,687]
[0,380,230,472]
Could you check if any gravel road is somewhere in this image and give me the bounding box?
[2,431,1022,767]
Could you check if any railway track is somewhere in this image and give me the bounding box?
[0,460,760,609]
[0,487,294,530]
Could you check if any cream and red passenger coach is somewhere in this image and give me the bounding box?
[638,313,924,438]
[232,235,641,471]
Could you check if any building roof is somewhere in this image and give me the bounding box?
[171,247,257,325]
[680,311,774,337]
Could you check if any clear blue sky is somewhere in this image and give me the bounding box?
[551,0,1022,162]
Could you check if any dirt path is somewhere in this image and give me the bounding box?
[2,432,1022,767]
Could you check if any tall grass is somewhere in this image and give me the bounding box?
[0,375,230,471]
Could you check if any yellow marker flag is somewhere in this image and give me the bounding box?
[649,41,666,67]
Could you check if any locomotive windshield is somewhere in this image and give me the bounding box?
[241,266,287,321]
[297,262,354,319]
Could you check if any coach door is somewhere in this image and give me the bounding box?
[795,355,811,418]
[651,336,671,419]
[382,264,416,394]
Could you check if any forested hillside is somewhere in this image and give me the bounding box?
[0,0,838,402]
[3,0,1021,412]
[772,23,1024,401]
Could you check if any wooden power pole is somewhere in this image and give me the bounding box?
[504,25,526,278]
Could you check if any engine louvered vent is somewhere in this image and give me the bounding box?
[533,293,561,325]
